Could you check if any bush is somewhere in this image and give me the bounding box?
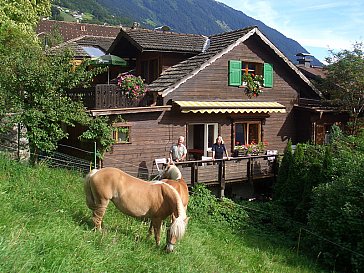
[188,183,249,230]
[306,133,364,272]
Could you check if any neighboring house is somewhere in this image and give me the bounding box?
[46,23,347,177]
[36,19,120,43]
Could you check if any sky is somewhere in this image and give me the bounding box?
[218,0,364,64]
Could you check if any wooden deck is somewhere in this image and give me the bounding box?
[171,154,278,197]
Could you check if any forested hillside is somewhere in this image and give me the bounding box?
[52,0,322,66]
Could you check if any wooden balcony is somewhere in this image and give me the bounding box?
[67,84,151,110]
[172,154,279,198]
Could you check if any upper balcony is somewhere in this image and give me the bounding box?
[67,84,155,110]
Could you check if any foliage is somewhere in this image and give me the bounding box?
[79,115,126,160]
[0,1,101,163]
[117,73,148,100]
[242,73,264,98]
[321,42,364,135]
[272,130,364,272]
[189,183,249,230]
[53,0,133,25]
[234,141,267,155]
[0,154,324,273]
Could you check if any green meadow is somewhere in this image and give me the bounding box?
[0,154,325,273]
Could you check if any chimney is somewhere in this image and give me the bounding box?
[131,22,140,29]
[296,53,313,68]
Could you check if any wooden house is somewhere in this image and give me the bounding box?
[59,25,347,181]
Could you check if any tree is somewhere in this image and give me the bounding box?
[0,1,100,162]
[322,42,364,135]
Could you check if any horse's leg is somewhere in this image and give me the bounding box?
[147,221,153,238]
[151,218,163,246]
[92,199,110,231]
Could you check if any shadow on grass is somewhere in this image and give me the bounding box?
[72,210,94,230]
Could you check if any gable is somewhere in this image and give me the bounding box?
[147,27,321,100]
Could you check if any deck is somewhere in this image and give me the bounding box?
[171,154,278,198]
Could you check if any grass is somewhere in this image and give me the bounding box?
[0,154,327,272]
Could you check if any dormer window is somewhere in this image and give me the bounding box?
[228,60,273,88]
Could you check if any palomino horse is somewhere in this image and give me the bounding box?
[161,164,189,210]
[84,167,188,252]
[147,164,190,248]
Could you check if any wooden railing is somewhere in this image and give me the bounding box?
[172,154,279,197]
[67,84,148,109]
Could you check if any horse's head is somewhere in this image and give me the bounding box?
[161,164,182,181]
[165,214,189,253]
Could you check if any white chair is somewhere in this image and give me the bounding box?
[266,150,278,162]
[154,158,167,174]
[201,156,212,166]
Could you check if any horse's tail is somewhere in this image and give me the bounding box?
[166,183,187,241]
[84,169,99,210]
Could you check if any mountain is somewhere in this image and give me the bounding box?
[55,0,322,66]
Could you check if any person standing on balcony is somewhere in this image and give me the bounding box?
[212,136,229,160]
[169,136,187,163]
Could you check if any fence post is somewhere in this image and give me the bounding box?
[191,162,198,187]
[94,142,97,169]
[219,160,226,198]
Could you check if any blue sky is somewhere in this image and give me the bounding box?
[218,0,364,63]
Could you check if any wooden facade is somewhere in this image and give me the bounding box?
[61,26,347,186]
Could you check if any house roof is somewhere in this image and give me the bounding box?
[36,19,120,41]
[297,64,327,80]
[147,26,322,98]
[109,27,209,53]
[46,35,115,58]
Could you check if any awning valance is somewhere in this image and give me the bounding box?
[174,101,286,114]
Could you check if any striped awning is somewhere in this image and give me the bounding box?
[174,101,286,114]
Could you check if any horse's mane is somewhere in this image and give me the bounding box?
[164,165,182,180]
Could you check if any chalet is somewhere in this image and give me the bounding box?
[52,23,347,187]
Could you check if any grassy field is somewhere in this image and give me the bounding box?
[0,154,326,272]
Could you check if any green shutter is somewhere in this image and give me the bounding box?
[228,60,242,86]
[263,63,273,87]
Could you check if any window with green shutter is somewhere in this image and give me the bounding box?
[263,63,273,87]
[228,60,242,86]
[228,60,273,88]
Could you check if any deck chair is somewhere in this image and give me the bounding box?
[201,156,212,166]
[153,157,167,176]
[266,150,278,162]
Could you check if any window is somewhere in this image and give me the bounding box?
[141,58,159,83]
[228,60,273,88]
[234,121,261,146]
[112,126,131,144]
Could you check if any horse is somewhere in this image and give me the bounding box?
[160,164,189,210]
[145,164,190,245]
[84,167,188,252]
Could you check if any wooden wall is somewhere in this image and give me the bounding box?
[100,33,323,177]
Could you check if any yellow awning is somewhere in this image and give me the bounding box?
[174,101,286,114]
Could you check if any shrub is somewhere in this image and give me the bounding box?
[189,183,249,230]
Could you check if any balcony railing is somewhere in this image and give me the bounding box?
[68,84,150,109]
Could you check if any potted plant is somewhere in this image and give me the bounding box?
[234,141,267,156]
[242,73,264,98]
[117,73,148,101]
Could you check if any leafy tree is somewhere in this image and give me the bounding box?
[0,0,99,162]
[322,42,364,135]
[273,139,293,201]
[79,116,115,165]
